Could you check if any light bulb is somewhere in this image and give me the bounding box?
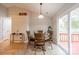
[38,14,44,19]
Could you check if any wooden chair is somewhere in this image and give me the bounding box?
[34,32,46,55]
[38,30,43,33]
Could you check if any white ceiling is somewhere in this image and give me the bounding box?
[2,3,75,17]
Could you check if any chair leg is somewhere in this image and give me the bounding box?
[27,43,29,49]
[42,46,45,55]
[43,46,46,51]
[27,41,31,49]
[33,44,35,51]
[34,47,36,55]
[50,41,53,50]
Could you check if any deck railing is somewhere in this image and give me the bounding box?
[60,33,79,42]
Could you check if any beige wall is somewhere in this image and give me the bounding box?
[0,4,8,17]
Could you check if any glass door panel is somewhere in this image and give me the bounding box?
[58,15,68,53]
[71,8,79,55]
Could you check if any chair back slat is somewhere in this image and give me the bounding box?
[34,32,45,42]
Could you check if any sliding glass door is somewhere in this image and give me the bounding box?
[58,15,69,53]
[58,7,79,55]
[71,8,79,55]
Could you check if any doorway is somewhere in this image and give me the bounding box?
[0,17,12,42]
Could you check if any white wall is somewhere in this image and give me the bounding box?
[8,7,30,33]
[30,13,52,36]
[8,7,31,41]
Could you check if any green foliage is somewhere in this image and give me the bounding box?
[60,16,79,30]
[62,17,79,29]
[71,18,79,29]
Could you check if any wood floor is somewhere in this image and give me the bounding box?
[0,40,66,55]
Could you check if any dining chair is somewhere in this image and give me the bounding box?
[26,31,35,49]
[34,32,46,55]
[46,31,53,49]
[37,30,43,33]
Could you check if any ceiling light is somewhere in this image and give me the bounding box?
[38,3,44,19]
[38,14,44,19]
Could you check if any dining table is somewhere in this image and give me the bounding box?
[10,32,25,43]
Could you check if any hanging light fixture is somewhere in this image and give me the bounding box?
[38,3,44,19]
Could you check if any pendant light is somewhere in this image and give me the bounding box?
[38,3,44,19]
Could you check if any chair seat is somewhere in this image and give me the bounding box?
[35,43,44,46]
[30,38,35,41]
[45,39,53,41]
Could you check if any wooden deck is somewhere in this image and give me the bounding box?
[59,33,79,54]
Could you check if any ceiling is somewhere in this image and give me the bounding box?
[2,3,75,17]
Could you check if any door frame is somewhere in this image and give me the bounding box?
[57,14,72,55]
